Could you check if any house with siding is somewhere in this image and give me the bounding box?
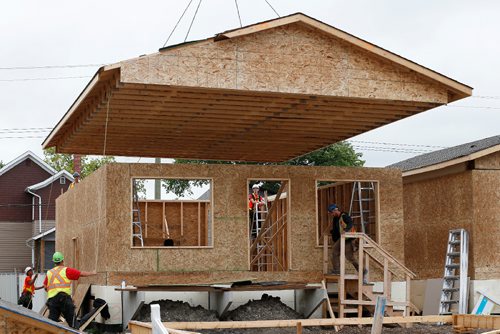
[0,151,73,272]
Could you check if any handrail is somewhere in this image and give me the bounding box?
[345,232,416,278]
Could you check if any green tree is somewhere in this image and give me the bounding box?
[0,160,4,169]
[43,147,115,178]
[164,141,363,196]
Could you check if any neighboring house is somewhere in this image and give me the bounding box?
[0,151,73,272]
[389,135,500,281]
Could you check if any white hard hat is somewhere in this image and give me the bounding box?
[24,266,33,274]
[252,184,260,189]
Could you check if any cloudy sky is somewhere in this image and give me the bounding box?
[1,0,499,167]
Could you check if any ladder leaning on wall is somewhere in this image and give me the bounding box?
[349,181,375,233]
[439,229,469,315]
[132,181,144,247]
[252,196,269,270]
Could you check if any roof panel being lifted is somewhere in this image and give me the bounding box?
[43,13,472,162]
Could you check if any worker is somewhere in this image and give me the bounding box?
[248,184,265,237]
[328,204,369,284]
[18,266,43,309]
[69,172,80,189]
[43,252,96,328]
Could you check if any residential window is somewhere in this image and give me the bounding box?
[60,177,66,185]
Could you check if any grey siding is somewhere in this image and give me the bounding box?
[0,222,32,272]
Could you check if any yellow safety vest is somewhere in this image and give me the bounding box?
[46,266,72,299]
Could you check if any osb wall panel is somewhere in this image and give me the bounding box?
[474,150,500,170]
[471,170,500,279]
[55,167,108,285]
[100,163,403,278]
[403,172,474,279]
[120,23,448,103]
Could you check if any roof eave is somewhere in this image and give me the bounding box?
[402,143,500,177]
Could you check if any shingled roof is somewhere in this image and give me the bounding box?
[389,135,500,173]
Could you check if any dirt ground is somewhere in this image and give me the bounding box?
[133,295,492,334]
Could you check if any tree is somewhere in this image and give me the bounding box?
[0,160,4,169]
[164,141,364,196]
[43,147,116,178]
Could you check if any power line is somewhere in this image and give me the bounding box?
[445,105,500,110]
[0,75,92,82]
[348,140,447,149]
[0,64,104,70]
[0,136,45,139]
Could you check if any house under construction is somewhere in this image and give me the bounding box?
[41,13,477,327]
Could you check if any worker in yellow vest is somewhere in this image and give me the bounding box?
[43,252,96,328]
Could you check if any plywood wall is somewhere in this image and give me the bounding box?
[56,163,404,285]
[55,167,108,285]
[120,23,448,104]
[471,170,500,279]
[403,171,474,279]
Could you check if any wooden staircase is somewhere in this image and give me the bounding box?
[323,233,417,319]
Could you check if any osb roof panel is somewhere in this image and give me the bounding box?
[43,13,471,162]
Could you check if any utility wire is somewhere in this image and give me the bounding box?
[0,64,104,70]
[234,0,243,28]
[0,75,91,82]
[163,0,194,47]
[184,0,203,42]
[348,140,447,149]
[264,0,280,17]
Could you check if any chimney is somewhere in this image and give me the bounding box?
[73,155,82,174]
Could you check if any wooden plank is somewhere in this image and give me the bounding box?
[161,315,453,330]
[180,202,184,237]
[371,296,387,334]
[79,303,107,331]
[339,234,346,319]
[197,202,201,246]
[72,283,90,316]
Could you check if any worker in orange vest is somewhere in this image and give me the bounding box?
[18,266,43,309]
[43,252,96,328]
[248,184,265,237]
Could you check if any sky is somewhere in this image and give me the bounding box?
[1,0,499,167]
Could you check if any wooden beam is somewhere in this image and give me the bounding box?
[161,315,453,330]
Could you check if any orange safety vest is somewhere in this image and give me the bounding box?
[46,266,72,299]
[248,193,262,210]
[23,278,34,295]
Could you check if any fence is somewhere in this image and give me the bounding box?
[0,271,46,311]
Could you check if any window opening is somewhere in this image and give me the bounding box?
[317,180,378,246]
[248,180,289,272]
[132,178,212,247]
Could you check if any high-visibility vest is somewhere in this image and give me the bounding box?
[23,279,34,294]
[46,266,72,299]
[248,193,262,210]
[338,214,356,237]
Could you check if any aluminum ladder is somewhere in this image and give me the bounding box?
[349,181,375,233]
[252,197,270,271]
[439,229,469,315]
[132,181,144,247]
